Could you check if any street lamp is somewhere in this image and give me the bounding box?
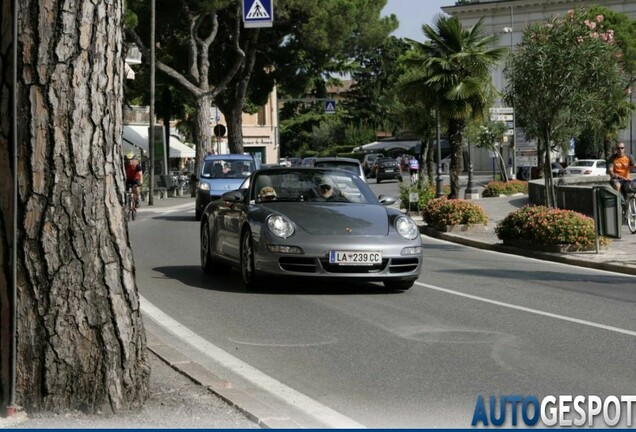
[435,108,444,197]
[630,86,633,155]
[503,25,516,180]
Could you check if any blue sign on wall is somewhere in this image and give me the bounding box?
[243,0,273,28]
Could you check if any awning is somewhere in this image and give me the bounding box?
[123,125,149,153]
[122,125,195,158]
[353,139,449,153]
[169,136,195,158]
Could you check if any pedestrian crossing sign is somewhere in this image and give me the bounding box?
[243,0,273,28]
[325,100,336,114]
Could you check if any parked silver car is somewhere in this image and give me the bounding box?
[200,168,423,290]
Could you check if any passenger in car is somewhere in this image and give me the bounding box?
[259,186,277,202]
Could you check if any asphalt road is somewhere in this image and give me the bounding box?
[129,177,636,428]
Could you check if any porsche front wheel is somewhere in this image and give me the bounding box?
[241,229,260,289]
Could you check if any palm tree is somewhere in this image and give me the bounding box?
[402,16,505,198]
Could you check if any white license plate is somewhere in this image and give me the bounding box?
[329,251,382,265]
[385,169,394,173]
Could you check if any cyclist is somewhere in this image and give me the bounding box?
[124,153,143,206]
[608,142,636,202]
[408,156,419,183]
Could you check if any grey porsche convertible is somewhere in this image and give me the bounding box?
[199,167,423,290]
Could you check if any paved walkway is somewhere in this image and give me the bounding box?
[413,194,636,276]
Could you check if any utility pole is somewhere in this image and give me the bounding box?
[148,0,155,205]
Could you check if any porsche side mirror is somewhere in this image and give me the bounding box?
[378,195,396,206]
[222,190,243,202]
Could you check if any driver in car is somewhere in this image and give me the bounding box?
[315,176,346,202]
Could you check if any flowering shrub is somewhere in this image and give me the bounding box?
[399,183,450,210]
[495,205,609,247]
[482,180,528,197]
[423,198,488,227]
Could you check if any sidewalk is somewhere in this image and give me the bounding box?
[413,194,636,276]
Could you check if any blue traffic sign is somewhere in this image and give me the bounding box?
[325,100,336,114]
[243,0,273,28]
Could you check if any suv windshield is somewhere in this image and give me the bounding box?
[202,159,256,179]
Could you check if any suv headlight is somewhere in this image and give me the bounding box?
[267,215,294,238]
[395,216,419,240]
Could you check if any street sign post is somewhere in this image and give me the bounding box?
[242,0,273,28]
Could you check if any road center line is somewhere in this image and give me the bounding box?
[414,281,636,337]
[140,296,366,429]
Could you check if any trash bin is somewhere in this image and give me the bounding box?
[593,186,621,238]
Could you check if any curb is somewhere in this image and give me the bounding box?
[419,225,636,277]
[146,331,310,429]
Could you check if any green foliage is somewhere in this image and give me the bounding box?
[398,183,438,210]
[342,122,376,148]
[476,120,507,150]
[342,36,410,134]
[504,7,631,206]
[398,16,506,198]
[481,180,529,197]
[423,198,488,227]
[586,6,636,78]
[495,206,609,247]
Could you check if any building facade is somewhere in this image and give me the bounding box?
[442,0,636,168]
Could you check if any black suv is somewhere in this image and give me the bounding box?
[374,157,403,183]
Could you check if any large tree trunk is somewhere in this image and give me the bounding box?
[448,120,464,199]
[0,0,15,410]
[193,95,213,175]
[217,29,259,155]
[225,102,245,155]
[2,0,150,413]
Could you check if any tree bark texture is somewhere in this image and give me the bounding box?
[0,0,15,410]
[10,0,149,413]
[448,120,464,199]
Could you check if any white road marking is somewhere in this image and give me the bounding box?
[137,202,195,214]
[140,296,366,429]
[415,281,636,337]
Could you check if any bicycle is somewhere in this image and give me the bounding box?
[622,180,636,234]
[125,187,137,221]
[410,170,419,185]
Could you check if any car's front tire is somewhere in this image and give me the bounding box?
[240,228,260,289]
[383,280,414,291]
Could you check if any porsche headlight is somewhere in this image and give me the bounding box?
[395,216,419,240]
[267,215,294,238]
[198,182,210,191]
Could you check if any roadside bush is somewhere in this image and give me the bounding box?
[399,183,449,210]
[482,180,528,197]
[495,205,609,247]
[423,197,488,227]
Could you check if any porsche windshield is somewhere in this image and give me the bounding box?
[253,169,377,204]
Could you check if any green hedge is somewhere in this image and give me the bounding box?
[482,180,528,197]
[495,206,609,247]
[423,197,488,227]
